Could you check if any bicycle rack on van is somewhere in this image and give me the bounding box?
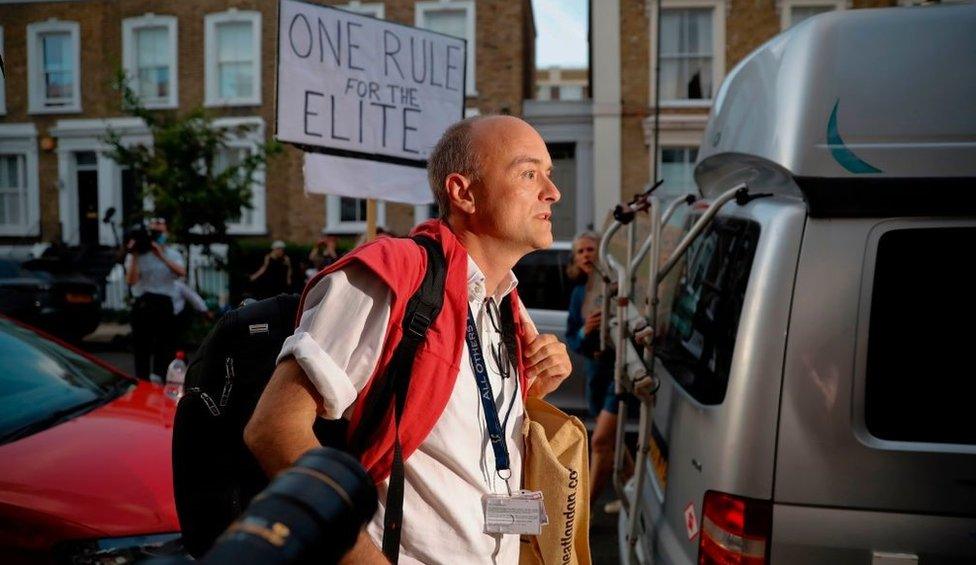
[598,182,752,563]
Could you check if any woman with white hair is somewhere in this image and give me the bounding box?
[565,230,633,512]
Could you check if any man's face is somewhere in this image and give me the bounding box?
[467,117,561,253]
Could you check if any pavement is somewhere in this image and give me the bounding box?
[83,322,136,376]
[80,321,625,564]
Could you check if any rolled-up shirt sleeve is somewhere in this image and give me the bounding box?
[276,263,391,420]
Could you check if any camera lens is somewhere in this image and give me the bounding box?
[201,447,377,565]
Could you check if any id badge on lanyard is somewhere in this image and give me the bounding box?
[465,306,547,536]
[483,491,549,535]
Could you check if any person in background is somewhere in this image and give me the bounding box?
[249,240,293,298]
[307,235,341,282]
[173,279,214,351]
[565,230,633,513]
[126,217,185,380]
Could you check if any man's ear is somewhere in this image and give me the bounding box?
[445,173,476,216]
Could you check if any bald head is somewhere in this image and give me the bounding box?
[468,115,538,144]
[427,115,543,220]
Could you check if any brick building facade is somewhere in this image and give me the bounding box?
[606,0,902,215]
[0,0,535,251]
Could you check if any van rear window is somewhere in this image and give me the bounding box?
[658,217,760,405]
[865,227,976,445]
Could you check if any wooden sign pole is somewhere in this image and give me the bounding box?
[365,198,377,241]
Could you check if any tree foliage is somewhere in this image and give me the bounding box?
[104,73,282,251]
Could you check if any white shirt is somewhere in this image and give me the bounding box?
[277,257,525,565]
[173,280,209,315]
[125,246,183,301]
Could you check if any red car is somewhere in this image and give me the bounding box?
[0,316,180,563]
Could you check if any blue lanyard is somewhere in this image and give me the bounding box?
[466,305,518,476]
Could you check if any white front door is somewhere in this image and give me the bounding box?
[51,118,150,245]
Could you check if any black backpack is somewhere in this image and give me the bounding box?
[172,236,446,560]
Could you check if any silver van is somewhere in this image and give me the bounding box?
[606,5,976,564]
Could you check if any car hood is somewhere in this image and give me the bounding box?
[0,380,179,542]
[0,276,49,289]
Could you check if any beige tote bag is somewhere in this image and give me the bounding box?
[519,397,591,565]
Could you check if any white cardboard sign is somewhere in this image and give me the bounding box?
[276,0,466,204]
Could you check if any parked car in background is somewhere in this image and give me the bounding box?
[0,257,102,341]
[513,242,574,334]
[0,316,180,563]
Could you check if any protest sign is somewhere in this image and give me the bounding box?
[276,0,466,204]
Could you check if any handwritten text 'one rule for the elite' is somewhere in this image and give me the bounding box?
[276,0,466,164]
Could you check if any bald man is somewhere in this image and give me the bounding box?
[246,116,573,564]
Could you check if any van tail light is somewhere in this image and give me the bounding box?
[698,490,772,565]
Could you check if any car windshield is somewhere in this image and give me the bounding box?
[0,318,131,444]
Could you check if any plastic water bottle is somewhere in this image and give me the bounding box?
[165,351,187,400]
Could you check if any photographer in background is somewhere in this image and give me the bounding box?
[125,217,185,380]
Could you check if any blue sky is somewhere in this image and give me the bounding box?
[533,0,588,69]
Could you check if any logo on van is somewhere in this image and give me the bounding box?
[826,99,882,174]
[684,502,699,541]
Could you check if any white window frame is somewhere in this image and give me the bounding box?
[204,9,262,107]
[0,26,7,115]
[0,124,41,237]
[779,0,846,30]
[559,84,585,101]
[657,144,700,190]
[122,14,179,109]
[27,19,82,114]
[649,0,725,108]
[341,1,385,19]
[326,195,387,234]
[642,113,708,194]
[213,117,267,235]
[655,142,700,227]
[416,0,476,96]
